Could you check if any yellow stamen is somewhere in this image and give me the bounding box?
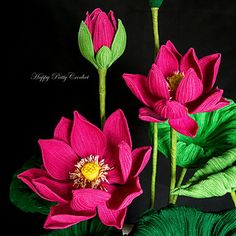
[81,162,101,181]
[168,72,184,91]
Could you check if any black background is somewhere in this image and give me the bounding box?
[6,0,236,234]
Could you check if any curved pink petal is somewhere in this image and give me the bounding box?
[108,10,117,30]
[180,48,202,79]
[70,189,111,211]
[139,107,167,123]
[175,68,203,104]
[165,40,182,61]
[123,73,156,106]
[169,116,198,137]
[38,139,78,180]
[147,64,170,99]
[85,8,102,35]
[54,117,72,144]
[208,97,230,111]
[107,177,142,211]
[199,53,221,92]
[107,168,123,185]
[98,203,127,229]
[44,204,96,229]
[155,45,179,78]
[93,12,115,52]
[70,111,106,158]
[130,146,152,178]
[154,99,188,119]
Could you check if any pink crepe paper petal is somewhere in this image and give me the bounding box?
[108,10,117,30]
[139,107,167,122]
[44,204,96,229]
[208,97,230,111]
[154,99,188,119]
[107,177,143,211]
[70,111,106,158]
[199,53,221,92]
[175,68,203,104]
[169,116,198,137]
[130,146,152,178]
[54,117,72,144]
[98,203,127,229]
[123,73,156,107]
[107,167,123,185]
[155,45,179,78]
[148,64,170,99]
[165,40,182,62]
[38,139,78,181]
[180,48,202,79]
[70,189,111,211]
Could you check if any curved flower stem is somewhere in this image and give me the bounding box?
[169,128,177,204]
[150,122,158,208]
[230,191,236,207]
[173,168,187,204]
[151,7,160,54]
[98,69,107,128]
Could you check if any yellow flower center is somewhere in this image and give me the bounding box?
[167,72,184,91]
[81,162,101,181]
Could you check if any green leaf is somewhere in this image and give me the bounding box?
[110,19,127,66]
[172,148,236,198]
[78,21,98,69]
[152,99,236,167]
[129,206,236,236]
[42,217,123,236]
[9,155,56,215]
[148,0,164,8]
[96,46,112,69]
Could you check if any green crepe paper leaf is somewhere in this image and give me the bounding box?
[148,0,164,8]
[42,217,123,236]
[172,148,236,198]
[129,206,236,236]
[78,21,98,69]
[9,155,56,215]
[96,46,112,69]
[109,19,127,67]
[150,99,236,168]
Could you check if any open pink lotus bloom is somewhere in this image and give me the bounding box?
[85,8,117,53]
[18,109,151,229]
[123,41,229,137]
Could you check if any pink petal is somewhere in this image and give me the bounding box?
[169,116,198,137]
[44,204,96,229]
[139,107,167,122]
[54,117,72,144]
[147,64,170,99]
[70,189,111,211]
[154,99,188,119]
[208,97,230,111]
[85,8,102,35]
[107,177,143,210]
[98,203,127,229]
[155,45,179,78]
[108,10,117,30]
[38,139,78,180]
[123,73,156,106]
[93,12,115,52]
[165,40,182,61]
[180,48,202,79]
[70,111,106,158]
[130,146,152,178]
[175,68,203,104]
[199,53,221,92]
[107,168,123,185]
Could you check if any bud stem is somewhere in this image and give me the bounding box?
[151,7,160,54]
[230,191,236,208]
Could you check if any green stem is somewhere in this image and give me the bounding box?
[150,122,158,208]
[173,168,187,204]
[151,7,160,54]
[169,128,177,204]
[98,69,107,128]
[230,191,236,207]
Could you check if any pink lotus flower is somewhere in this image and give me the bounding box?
[123,41,229,137]
[18,110,151,229]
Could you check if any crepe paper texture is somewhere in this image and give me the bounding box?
[16,109,151,230]
[78,8,126,70]
[151,99,236,168]
[149,0,164,8]
[129,206,236,236]
[172,148,236,198]
[123,40,229,137]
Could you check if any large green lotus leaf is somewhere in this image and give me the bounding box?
[9,156,56,215]
[42,217,123,236]
[172,148,236,198]
[151,100,236,167]
[129,206,236,236]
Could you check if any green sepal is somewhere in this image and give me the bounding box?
[149,0,164,8]
[96,46,112,69]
